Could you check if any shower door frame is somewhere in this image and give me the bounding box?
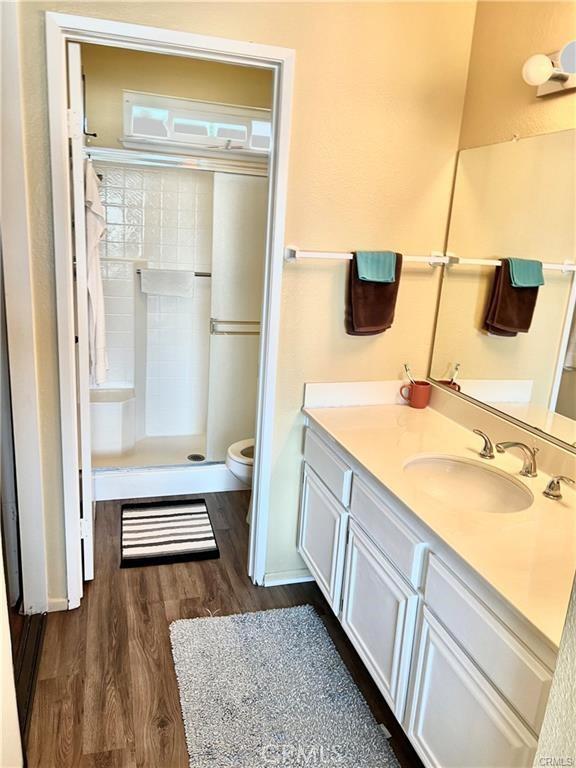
[46,12,295,606]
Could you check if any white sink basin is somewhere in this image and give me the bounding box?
[403,454,533,513]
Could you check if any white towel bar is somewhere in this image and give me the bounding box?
[284,248,576,274]
[447,256,576,273]
[284,248,449,266]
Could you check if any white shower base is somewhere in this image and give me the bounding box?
[92,433,206,469]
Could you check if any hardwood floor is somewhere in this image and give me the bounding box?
[27,491,423,768]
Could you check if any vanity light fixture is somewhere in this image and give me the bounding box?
[522,41,576,97]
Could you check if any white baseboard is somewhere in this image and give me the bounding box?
[303,380,406,408]
[93,462,246,501]
[263,569,315,587]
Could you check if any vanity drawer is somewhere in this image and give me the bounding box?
[350,478,425,588]
[425,555,553,734]
[304,428,352,506]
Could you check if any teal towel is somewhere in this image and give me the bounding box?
[508,258,544,288]
[356,251,397,283]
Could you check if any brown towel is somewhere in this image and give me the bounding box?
[483,259,539,336]
[345,253,402,336]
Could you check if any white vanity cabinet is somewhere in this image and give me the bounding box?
[298,465,349,612]
[341,521,419,719]
[407,608,538,768]
[298,422,557,768]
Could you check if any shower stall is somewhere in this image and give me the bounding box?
[89,151,268,471]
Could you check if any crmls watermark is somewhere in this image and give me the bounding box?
[538,758,576,767]
[261,744,346,765]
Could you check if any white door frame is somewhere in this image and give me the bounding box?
[45,12,294,604]
[1,2,49,614]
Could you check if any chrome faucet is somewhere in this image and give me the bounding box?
[543,475,575,500]
[473,429,495,459]
[495,441,539,478]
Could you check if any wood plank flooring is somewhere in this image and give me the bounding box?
[27,491,423,768]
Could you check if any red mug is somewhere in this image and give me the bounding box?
[400,380,431,408]
[438,379,461,392]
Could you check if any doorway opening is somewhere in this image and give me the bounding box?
[46,14,294,606]
[83,45,271,474]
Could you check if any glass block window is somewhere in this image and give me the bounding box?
[123,91,271,154]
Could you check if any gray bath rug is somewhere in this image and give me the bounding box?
[169,605,400,768]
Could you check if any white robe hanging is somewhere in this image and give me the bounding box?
[85,160,108,385]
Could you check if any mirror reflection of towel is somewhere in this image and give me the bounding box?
[483,260,539,336]
[345,253,402,335]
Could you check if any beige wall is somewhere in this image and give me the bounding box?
[81,44,273,149]
[18,1,476,594]
[459,1,576,149]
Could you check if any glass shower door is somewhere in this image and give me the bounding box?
[205,173,268,462]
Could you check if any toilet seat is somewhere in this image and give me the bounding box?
[226,439,254,486]
[227,439,254,465]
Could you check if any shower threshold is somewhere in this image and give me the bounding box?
[92,434,207,470]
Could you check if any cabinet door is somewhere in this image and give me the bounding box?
[341,522,418,719]
[406,608,537,768]
[298,466,348,612]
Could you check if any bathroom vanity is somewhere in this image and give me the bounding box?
[298,405,576,768]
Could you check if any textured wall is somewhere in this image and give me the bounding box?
[535,579,576,765]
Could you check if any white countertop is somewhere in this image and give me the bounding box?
[304,404,576,649]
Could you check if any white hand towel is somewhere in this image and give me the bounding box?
[140,269,196,299]
[85,160,108,385]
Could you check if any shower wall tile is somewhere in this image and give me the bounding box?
[101,259,135,388]
[94,162,214,437]
[145,283,211,437]
[106,315,132,333]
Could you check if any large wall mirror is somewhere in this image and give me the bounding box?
[430,129,576,450]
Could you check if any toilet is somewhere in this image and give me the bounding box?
[226,438,255,486]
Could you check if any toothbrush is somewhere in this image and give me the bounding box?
[404,363,416,385]
[449,362,461,385]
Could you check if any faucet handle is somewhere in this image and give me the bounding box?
[473,429,495,459]
[543,475,575,501]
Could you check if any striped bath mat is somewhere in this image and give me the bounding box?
[120,499,219,568]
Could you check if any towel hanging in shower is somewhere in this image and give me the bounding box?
[139,268,196,298]
[85,159,108,385]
